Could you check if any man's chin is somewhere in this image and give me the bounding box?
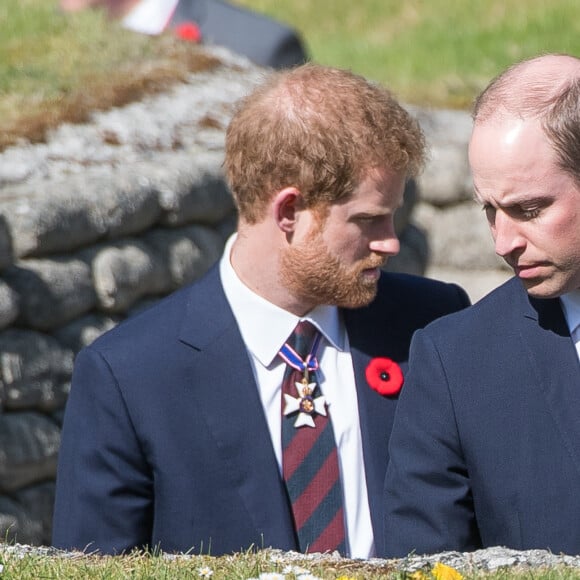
[336,284,378,309]
[522,277,567,300]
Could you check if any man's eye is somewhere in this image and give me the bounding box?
[482,205,496,222]
[520,208,541,219]
[356,215,378,223]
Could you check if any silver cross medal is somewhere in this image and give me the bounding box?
[283,366,327,428]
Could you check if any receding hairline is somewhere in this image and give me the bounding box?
[243,64,387,124]
[473,53,580,123]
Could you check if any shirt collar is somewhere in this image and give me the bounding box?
[122,0,179,34]
[219,234,346,368]
[560,290,580,335]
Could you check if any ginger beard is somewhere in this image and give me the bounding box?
[280,219,386,309]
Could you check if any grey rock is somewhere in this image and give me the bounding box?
[263,547,580,573]
[412,106,474,206]
[0,156,36,185]
[3,257,96,331]
[0,497,30,544]
[2,181,107,258]
[414,200,508,271]
[54,313,119,352]
[89,239,167,313]
[0,542,62,557]
[86,170,162,240]
[154,151,235,226]
[144,224,224,290]
[0,329,73,413]
[387,546,580,572]
[0,214,13,269]
[417,142,473,206]
[0,412,60,493]
[12,482,55,546]
[1,171,162,258]
[412,107,474,145]
[0,280,19,330]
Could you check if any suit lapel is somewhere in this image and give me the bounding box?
[521,292,580,477]
[178,267,296,548]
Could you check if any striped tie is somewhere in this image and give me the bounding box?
[280,321,346,554]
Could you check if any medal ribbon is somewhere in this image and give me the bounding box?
[279,331,321,374]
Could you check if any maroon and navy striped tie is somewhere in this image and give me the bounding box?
[280,321,346,554]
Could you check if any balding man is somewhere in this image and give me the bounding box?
[383,53,580,557]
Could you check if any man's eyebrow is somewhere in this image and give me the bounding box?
[350,210,389,219]
[499,194,551,207]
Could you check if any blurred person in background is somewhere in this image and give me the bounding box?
[59,0,308,69]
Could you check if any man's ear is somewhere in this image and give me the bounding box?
[272,187,304,232]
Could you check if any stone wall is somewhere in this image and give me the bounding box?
[0,50,509,546]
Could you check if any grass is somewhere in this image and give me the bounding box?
[2,547,580,580]
[0,1,220,151]
[1,1,580,150]
[236,0,580,108]
[0,547,400,579]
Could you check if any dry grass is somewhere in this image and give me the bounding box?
[0,38,220,151]
[0,4,221,152]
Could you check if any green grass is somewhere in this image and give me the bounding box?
[236,0,580,108]
[0,548,401,579]
[2,548,580,580]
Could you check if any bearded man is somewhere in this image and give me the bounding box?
[53,64,469,557]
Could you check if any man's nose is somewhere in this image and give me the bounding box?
[493,212,525,258]
[369,219,400,256]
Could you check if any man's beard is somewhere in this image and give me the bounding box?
[280,234,385,309]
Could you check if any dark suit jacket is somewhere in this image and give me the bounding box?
[52,265,468,555]
[170,0,308,69]
[384,277,580,557]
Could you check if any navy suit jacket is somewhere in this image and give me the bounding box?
[53,265,468,555]
[384,277,580,557]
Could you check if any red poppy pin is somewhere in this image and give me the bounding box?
[365,357,404,396]
[174,22,202,43]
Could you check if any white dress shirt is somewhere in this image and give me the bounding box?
[219,235,374,558]
[560,290,580,363]
[122,0,179,35]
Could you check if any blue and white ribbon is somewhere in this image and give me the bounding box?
[279,332,322,373]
